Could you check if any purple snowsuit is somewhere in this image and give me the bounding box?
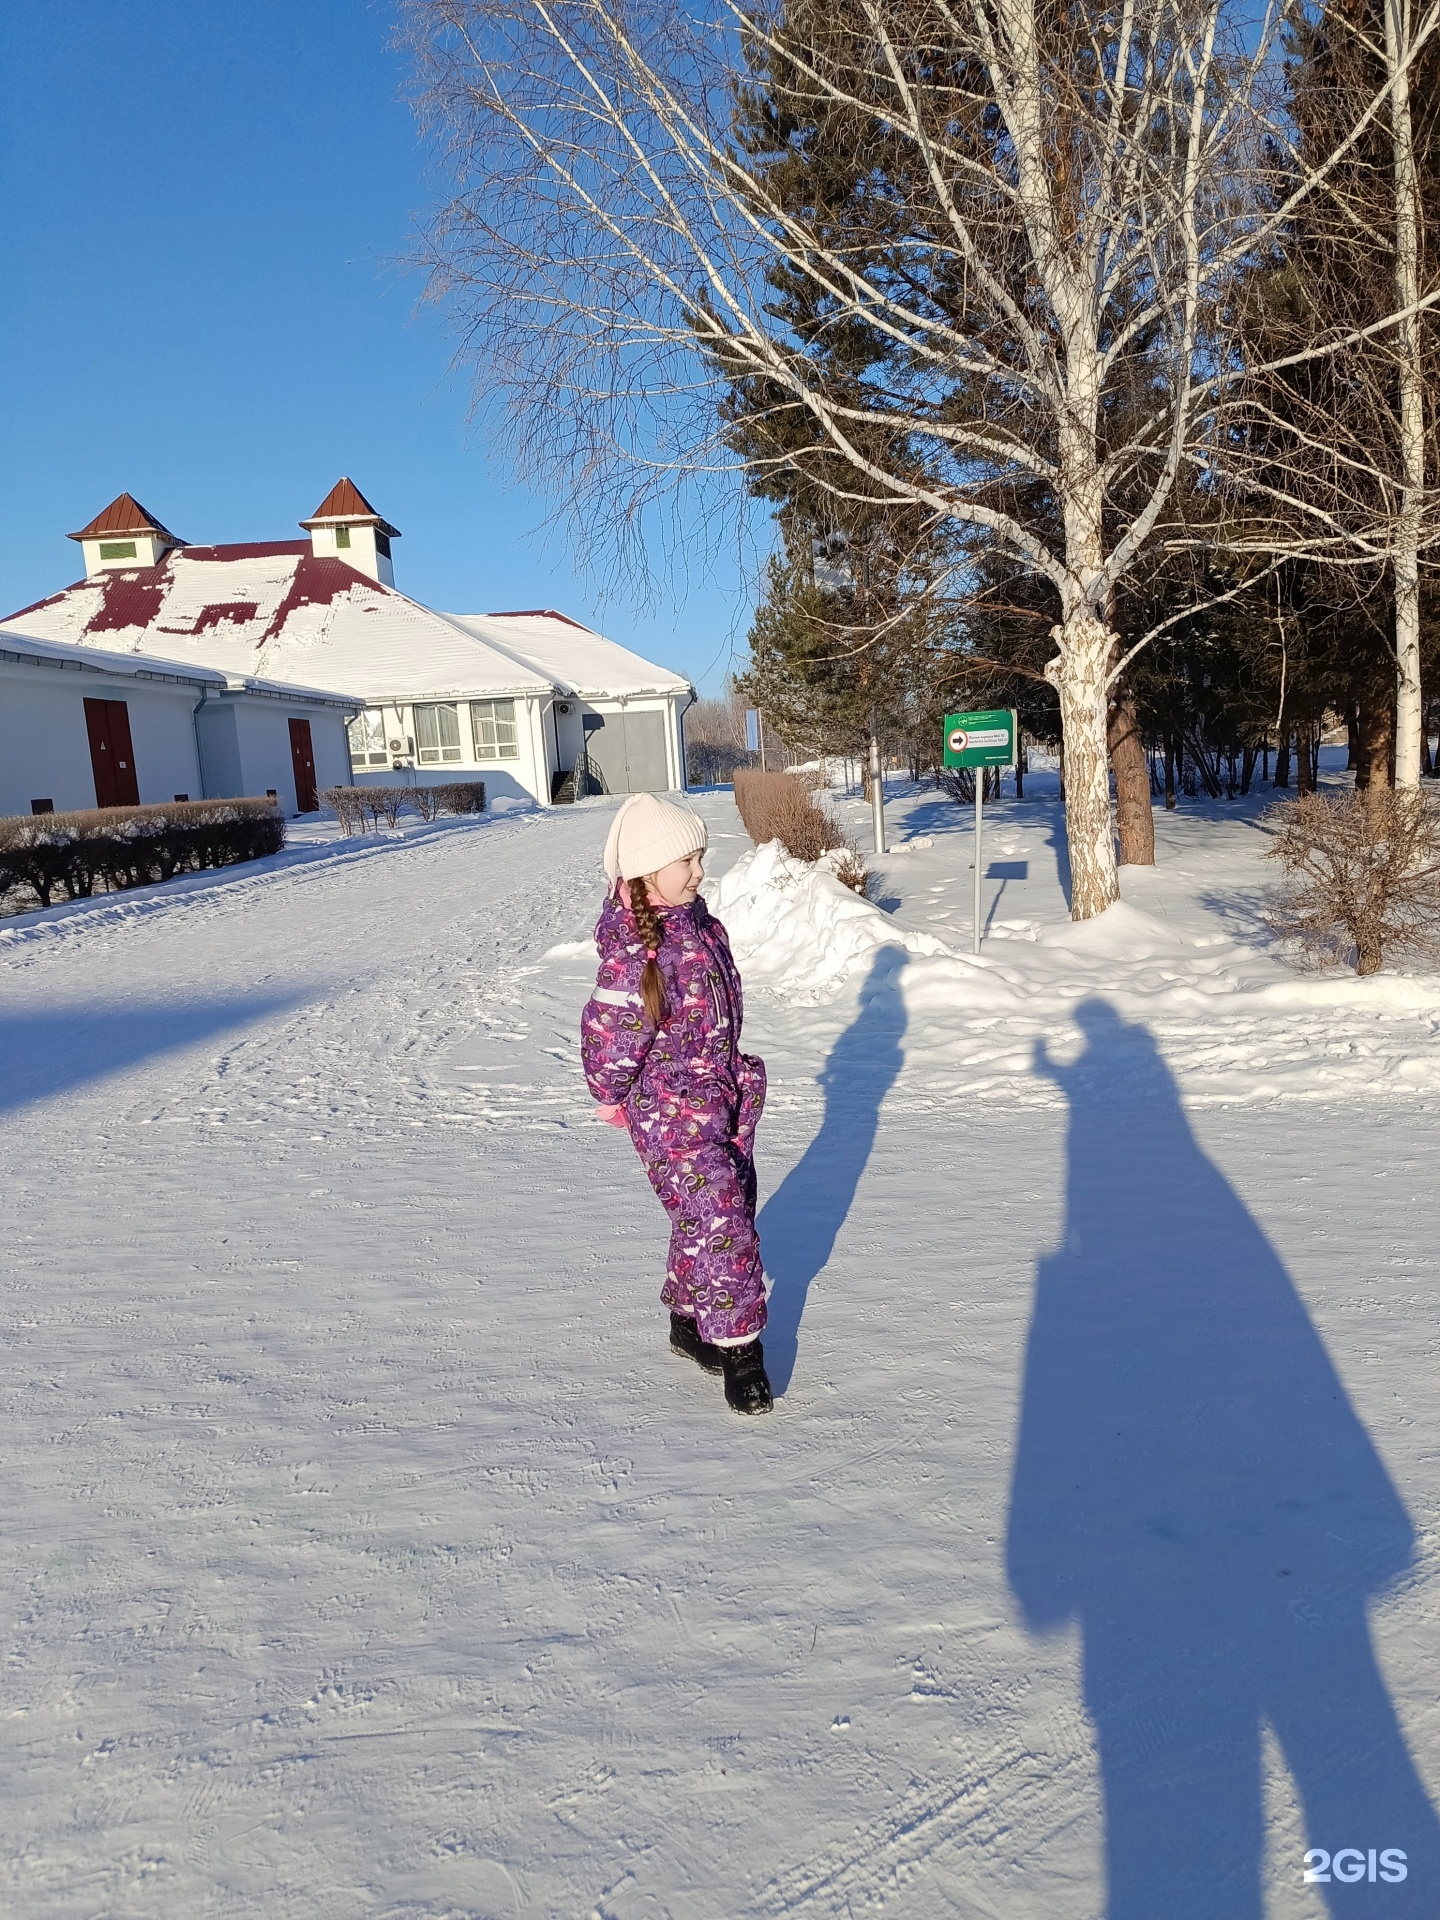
[581,890,768,1344]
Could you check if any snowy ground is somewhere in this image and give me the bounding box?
[4,770,1440,1919]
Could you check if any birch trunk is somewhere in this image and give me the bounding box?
[1386,0,1425,787]
[1048,614,1120,917]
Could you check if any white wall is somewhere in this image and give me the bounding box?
[350,695,550,805]
[215,698,356,814]
[306,524,395,586]
[0,657,204,817]
[79,533,171,578]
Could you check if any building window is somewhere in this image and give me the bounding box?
[375,530,391,558]
[334,525,351,549]
[347,707,390,767]
[99,540,137,561]
[471,698,519,760]
[415,702,464,762]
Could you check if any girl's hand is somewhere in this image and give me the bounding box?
[596,1103,628,1128]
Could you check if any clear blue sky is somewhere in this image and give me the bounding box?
[0,1,753,694]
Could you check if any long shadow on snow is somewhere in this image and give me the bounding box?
[0,994,302,1111]
[1006,998,1439,1920]
[758,946,907,1396]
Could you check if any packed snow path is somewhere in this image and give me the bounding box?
[4,784,1440,1919]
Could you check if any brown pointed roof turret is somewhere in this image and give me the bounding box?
[300,477,400,539]
[68,492,184,544]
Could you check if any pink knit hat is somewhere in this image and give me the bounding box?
[602,793,708,881]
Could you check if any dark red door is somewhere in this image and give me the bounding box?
[84,698,140,809]
[288,717,318,812]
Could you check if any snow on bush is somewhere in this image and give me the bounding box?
[706,839,949,1002]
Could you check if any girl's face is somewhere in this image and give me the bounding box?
[647,850,705,906]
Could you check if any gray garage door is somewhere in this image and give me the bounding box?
[581,710,671,793]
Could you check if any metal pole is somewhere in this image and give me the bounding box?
[869,713,887,855]
[972,773,984,955]
[758,710,767,772]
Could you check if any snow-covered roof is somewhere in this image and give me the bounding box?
[0,624,363,709]
[1,547,559,706]
[1,625,226,689]
[445,609,693,701]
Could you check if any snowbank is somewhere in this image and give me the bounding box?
[705,839,954,1003]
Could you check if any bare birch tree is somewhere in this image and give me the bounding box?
[1218,0,1439,789]
[405,0,1420,916]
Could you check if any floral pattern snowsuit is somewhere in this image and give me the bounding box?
[581,891,767,1344]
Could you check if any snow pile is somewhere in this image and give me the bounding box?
[705,838,953,1003]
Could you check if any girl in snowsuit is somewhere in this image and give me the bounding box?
[581,793,772,1415]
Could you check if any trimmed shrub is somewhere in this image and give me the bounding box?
[323,782,486,832]
[1264,789,1440,974]
[0,798,284,912]
[440,781,486,815]
[732,770,867,894]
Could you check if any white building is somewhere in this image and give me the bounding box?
[0,628,357,819]
[2,482,696,806]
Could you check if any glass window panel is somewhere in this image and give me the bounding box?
[470,699,519,760]
[415,703,462,763]
[348,708,389,766]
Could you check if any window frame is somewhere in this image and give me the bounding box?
[414,701,464,763]
[470,698,520,761]
[347,707,390,767]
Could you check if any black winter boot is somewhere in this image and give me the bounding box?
[669,1311,724,1374]
[721,1339,773,1416]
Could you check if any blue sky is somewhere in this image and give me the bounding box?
[0,1,752,693]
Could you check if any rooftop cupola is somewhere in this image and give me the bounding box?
[300,477,400,586]
[68,494,185,578]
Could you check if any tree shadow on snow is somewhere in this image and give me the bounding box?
[0,995,302,1112]
[1006,998,1439,1920]
[758,945,908,1395]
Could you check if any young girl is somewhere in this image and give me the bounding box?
[581,793,772,1415]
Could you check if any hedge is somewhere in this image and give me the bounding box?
[322,782,486,834]
[0,797,285,910]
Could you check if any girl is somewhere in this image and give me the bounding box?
[581,793,772,1415]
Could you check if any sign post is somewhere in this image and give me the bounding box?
[942,708,1018,954]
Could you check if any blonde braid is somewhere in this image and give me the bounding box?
[627,876,670,1026]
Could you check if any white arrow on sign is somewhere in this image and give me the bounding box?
[947,728,969,753]
[950,726,1010,752]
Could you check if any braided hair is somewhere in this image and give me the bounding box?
[626,876,669,1026]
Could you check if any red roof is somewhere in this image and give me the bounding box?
[68,492,183,544]
[484,607,592,630]
[301,477,400,538]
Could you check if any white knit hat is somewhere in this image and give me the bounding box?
[602,793,709,881]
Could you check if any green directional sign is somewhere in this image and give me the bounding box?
[943,707,1017,769]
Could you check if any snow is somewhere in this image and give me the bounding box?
[446,611,692,700]
[4,770,1440,1917]
[1,557,558,704]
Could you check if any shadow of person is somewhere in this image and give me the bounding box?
[1006,999,1439,1918]
[758,945,908,1395]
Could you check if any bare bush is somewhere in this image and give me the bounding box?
[732,770,867,892]
[830,851,871,898]
[322,786,367,835]
[1264,790,1440,974]
[411,786,443,822]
